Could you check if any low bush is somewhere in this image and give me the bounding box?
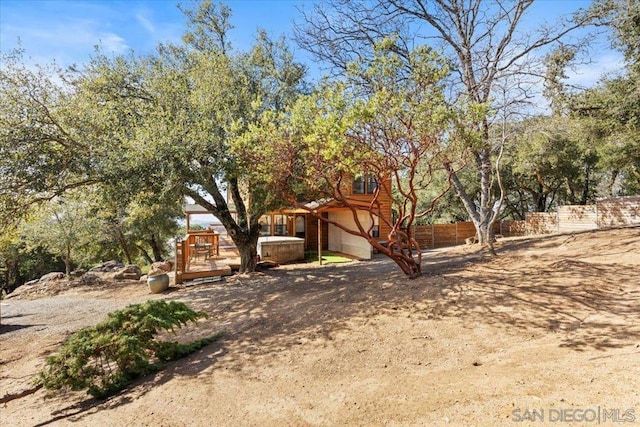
[38,300,219,399]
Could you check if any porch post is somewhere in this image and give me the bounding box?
[317,215,322,265]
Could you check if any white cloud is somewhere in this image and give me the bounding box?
[566,53,626,87]
[136,12,155,35]
[98,32,129,54]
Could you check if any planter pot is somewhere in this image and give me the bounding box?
[147,273,169,294]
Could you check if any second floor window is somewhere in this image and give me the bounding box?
[353,173,377,194]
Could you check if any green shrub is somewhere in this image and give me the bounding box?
[38,300,219,399]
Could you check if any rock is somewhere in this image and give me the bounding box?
[39,272,65,283]
[69,269,86,278]
[151,260,174,273]
[113,265,142,281]
[24,279,39,287]
[148,260,174,277]
[89,261,125,273]
[81,274,99,285]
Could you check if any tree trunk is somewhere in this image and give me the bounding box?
[380,229,422,278]
[581,163,591,205]
[225,221,260,274]
[445,149,497,255]
[149,233,163,262]
[64,246,71,276]
[236,240,259,274]
[116,228,133,265]
[136,245,153,264]
[476,149,495,250]
[386,246,421,278]
[184,184,261,274]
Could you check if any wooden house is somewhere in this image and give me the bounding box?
[250,172,393,260]
[175,173,393,283]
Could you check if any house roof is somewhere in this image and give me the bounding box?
[183,199,338,216]
[184,204,212,214]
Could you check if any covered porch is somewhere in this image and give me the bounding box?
[175,202,382,284]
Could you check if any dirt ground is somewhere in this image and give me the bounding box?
[1,227,639,426]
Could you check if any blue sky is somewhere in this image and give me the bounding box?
[1,0,624,87]
[0,0,309,67]
[0,1,626,141]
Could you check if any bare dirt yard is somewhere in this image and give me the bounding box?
[1,227,639,426]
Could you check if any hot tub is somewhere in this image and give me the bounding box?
[258,236,305,263]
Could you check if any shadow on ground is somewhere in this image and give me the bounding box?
[32,227,640,423]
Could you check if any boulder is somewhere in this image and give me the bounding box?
[148,260,174,277]
[70,269,86,278]
[152,260,174,273]
[89,261,125,273]
[81,274,99,285]
[39,272,65,283]
[113,265,142,281]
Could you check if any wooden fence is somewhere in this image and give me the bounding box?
[521,196,640,236]
[412,220,525,249]
[597,196,640,228]
[558,205,598,233]
[525,212,558,235]
[410,195,639,249]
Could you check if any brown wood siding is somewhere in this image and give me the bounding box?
[305,213,328,251]
[344,175,394,240]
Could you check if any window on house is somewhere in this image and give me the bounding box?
[371,215,380,238]
[366,174,377,194]
[274,215,287,236]
[353,173,377,194]
[353,175,366,194]
[259,215,271,236]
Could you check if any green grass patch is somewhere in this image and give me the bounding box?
[305,251,353,264]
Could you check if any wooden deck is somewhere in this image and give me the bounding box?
[175,227,239,284]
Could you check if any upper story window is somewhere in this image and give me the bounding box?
[353,173,377,194]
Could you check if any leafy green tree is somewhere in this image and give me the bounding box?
[74,185,184,266]
[1,230,55,294]
[559,0,640,196]
[295,0,597,252]
[75,2,306,273]
[281,42,476,277]
[508,116,601,211]
[122,191,183,263]
[0,51,99,229]
[21,191,98,276]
